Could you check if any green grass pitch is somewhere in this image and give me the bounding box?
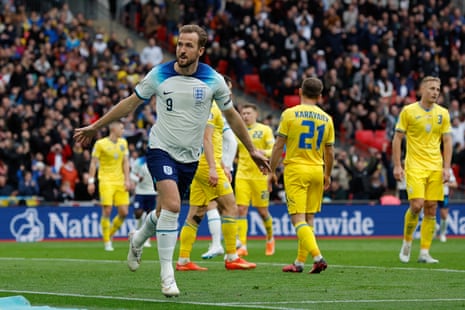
[0,238,464,309]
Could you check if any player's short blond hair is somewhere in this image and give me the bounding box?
[420,76,441,86]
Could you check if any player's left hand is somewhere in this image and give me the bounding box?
[124,179,133,191]
[268,173,277,192]
[250,149,271,174]
[443,168,451,184]
[74,125,98,146]
[208,167,219,187]
[323,175,331,191]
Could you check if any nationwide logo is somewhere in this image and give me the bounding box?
[248,210,375,236]
[10,208,44,242]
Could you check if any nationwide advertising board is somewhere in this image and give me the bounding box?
[1,204,464,242]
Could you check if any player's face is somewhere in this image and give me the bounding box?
[112,123,124,138]
[241,107,257,126]
[421,81,440,105]
[176,32,204,68]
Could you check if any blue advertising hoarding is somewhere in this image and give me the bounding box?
[1,204,464,242]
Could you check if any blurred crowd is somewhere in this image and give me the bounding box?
[1,0,465,205]
[0,1,156,204]
[122,0,465,201]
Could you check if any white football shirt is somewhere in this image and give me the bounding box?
[135,61,233,163]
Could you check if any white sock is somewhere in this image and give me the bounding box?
[226,253,239,261]
[313,255,323,262]
[156,209,179,283]
[440,218,447,235]
[177,257,189,265]
[403,240,412,247]
[294,261,304,267]
[134,210,157,247]
[207,208,222,248]
[420,248,429,256]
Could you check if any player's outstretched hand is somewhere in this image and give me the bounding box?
[250,149,271,175]
[74,125,98,147]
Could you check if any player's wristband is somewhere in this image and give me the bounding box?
[88,177,95,184]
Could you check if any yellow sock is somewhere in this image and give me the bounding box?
[295,221,320,258]
[420,216,436,250]
[222,216,237,254]
[263,215,274,241]
[237,216,248,247]
[296,239,309,264]
[403,208,419,242]
[101,217,111,242]
[179,221,198,259]
[109,215,124,238]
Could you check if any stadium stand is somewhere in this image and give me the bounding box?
[2,0,465,206]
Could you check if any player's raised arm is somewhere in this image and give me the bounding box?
[74,93,143,146]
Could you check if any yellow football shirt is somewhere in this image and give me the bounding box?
[277,104,335,166]
[198,103,224,169]
[236,122,274,179]
[395,102,451,171]
[92,137,129,184]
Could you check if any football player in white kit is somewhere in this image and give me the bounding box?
[74,24,270,297]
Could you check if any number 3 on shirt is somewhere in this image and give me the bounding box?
[299,120,325,150]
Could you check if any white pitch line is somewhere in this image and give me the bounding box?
[0,289,308,310]
[1,289,465,310]
[1,257,464,273]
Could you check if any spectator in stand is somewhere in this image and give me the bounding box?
[142,4,161,39]
[57,180,74,202]
[324,177,348,201]
[122,0,143,33]
[230,44,255,87]
[377,68,394,99]
[38,165,60,202]
[140,37,163,69]
[46,144,66,173]
[18,170,39,197]
[339,151,381,200]
[260,58,286,96]
[0,173,17,197]
[331,151,350,196]
[92,33,107,54]
[59,160,79,192]
[368,166,387,201]
[74,172,95,202]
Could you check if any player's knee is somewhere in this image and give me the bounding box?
[409,200,423,214]
[192,215,203,225]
